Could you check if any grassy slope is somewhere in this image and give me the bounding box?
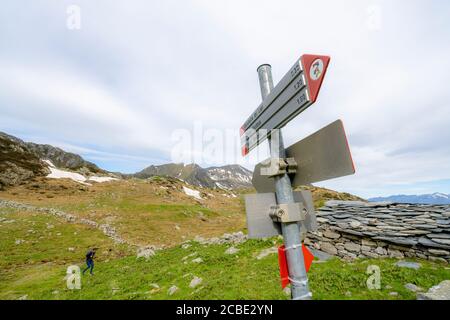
[1,178,449,300]
[0,177,245,247]
[1,206,450,300]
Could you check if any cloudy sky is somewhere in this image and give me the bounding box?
[1,0,449,198]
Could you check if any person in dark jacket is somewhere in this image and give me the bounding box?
[82,248,98,275]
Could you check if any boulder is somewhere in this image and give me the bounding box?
[225,247,239,255]
[417,281,450,300]
[189,276,203,288]
[168,285,179,296]
[404,283,423,292]
[395,261,421,270]
[137,247,156,260]
[191,258,204,263]
[256,247,277,260]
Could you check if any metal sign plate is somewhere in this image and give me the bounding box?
[252,120,355,193]
[294,190,318,233]
[245,191,318,239]
[241,54,330,156]
[245,193,280,239]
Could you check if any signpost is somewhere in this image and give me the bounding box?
[241,55,330,155]
[241,54,355,300]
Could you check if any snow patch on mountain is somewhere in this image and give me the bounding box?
[183,186,202,200]
[44,160,118,185]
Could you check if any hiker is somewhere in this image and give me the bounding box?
[82,248,98,275]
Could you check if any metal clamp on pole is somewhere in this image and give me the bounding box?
[260,158,287,177]
[260,157,297,177]
[285,158,298,174]
[269,203,306,223]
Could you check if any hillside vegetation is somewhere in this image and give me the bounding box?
[2,176,448,300]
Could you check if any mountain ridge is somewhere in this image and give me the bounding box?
[369,192,450,204]
[0,131,252,190]
[132,163,253,189]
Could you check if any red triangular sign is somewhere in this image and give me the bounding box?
[301,54,330,103]
[278,245,290,289]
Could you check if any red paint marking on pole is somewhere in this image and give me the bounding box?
[241,145,249,157]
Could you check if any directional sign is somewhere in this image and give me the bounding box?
[252,120,355,193]
[241,54,330,156]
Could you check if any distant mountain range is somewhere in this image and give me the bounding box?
[0,131,253,190]
[369,193,450,205]
[132,163,253,190]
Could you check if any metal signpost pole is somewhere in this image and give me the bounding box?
[257,64,311,300]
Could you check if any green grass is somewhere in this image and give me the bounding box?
[1,207,449,300]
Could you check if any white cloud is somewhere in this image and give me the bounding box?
[0,0,449,197]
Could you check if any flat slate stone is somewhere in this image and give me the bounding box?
[362,231,377,237]
[373,237,418,246]
[338,229,364,237]
[396,261,421,270]
[332,214,353,219]
[392,212,424,217]
[401,230,431,235]
[418,237,450,250]
[368,214,396,219]
[430,238,450,245]
[316,211,334,216]
[413,224,439,229]
[427,233,450,239]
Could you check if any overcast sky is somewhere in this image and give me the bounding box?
[1,0,449,198]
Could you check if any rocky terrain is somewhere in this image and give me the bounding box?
[133,163,253,189]
[1,132,103,174]
[306,200,450,263]
[26,142,104,174]
[0,132,113,189]
[0,132,50,189]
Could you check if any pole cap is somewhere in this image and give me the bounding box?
[257,64,272,72]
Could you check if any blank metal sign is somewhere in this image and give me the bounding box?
[245,193,281,239]
[252,119,355,193]
[245,191,317,239]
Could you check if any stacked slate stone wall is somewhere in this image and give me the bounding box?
[305,201,450,263]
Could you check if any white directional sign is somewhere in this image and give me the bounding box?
[240,54,330,156]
